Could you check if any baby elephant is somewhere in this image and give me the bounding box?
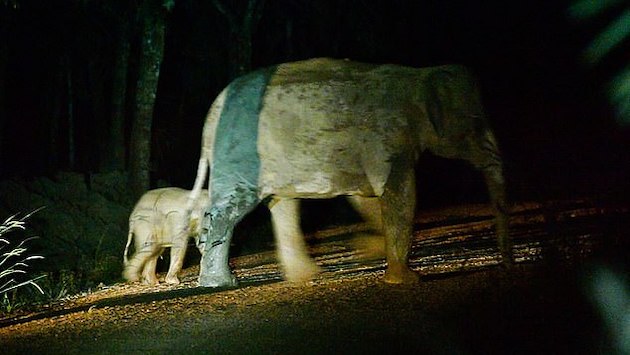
[123,187,208,285]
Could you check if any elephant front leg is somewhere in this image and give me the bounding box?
[482,166,512,266]
[165,229,189,284]
[469,130,512,266]
[380,161,419,284]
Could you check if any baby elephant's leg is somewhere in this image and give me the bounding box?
[165,215,189,284]
[123,221,160,284]
[141,249,163,285]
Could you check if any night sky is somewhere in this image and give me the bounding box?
[1,0,628,202]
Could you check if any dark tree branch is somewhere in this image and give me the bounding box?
[210,0,237,30]
[245,0,266,32]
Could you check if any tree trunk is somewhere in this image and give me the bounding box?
[87,61,108,172]
[129,1,166,198]
[66,59,75,170]
[47,58,64,171]
[0,43,6,173]
[228,31,253,79]
[211,0,265,80]
[104,25,130,172]
[0,5,10,173]
[285,18,293,59]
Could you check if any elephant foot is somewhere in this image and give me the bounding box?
[122,269,140,283]
[164,275,181,285]
[383,266,419,285]
[198,272,238,288]
[141,276,159,286]
[283,259,321,283]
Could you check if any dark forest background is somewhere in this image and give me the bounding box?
[0,0,628,295]
[1,0,627,189]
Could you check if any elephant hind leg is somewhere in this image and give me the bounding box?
[270,198,320,282]
[198,189,260,287]
[123,246,162,284]
[380,160,419,284]
[347,196,386,259]
[123,223,161,283]
[141,250,162,285]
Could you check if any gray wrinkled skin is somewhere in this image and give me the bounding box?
[189,58,511,288]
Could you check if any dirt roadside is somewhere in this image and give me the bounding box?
[0,262,611,354]
[1,200,626,354]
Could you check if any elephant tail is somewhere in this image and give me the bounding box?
[123,220,134,266]
[187,149,210,214]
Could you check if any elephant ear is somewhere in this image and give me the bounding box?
[426,66,488,141]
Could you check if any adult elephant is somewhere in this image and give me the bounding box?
[188,58,511,287]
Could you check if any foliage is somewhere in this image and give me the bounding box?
[0,211,46,314]
[1,0,18,9]
[0,172,130,304]
[36,270,80,302]
[1,291,25,314]
[163,0,175,11]
[570,0,630,125]
[0,211,45,295]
